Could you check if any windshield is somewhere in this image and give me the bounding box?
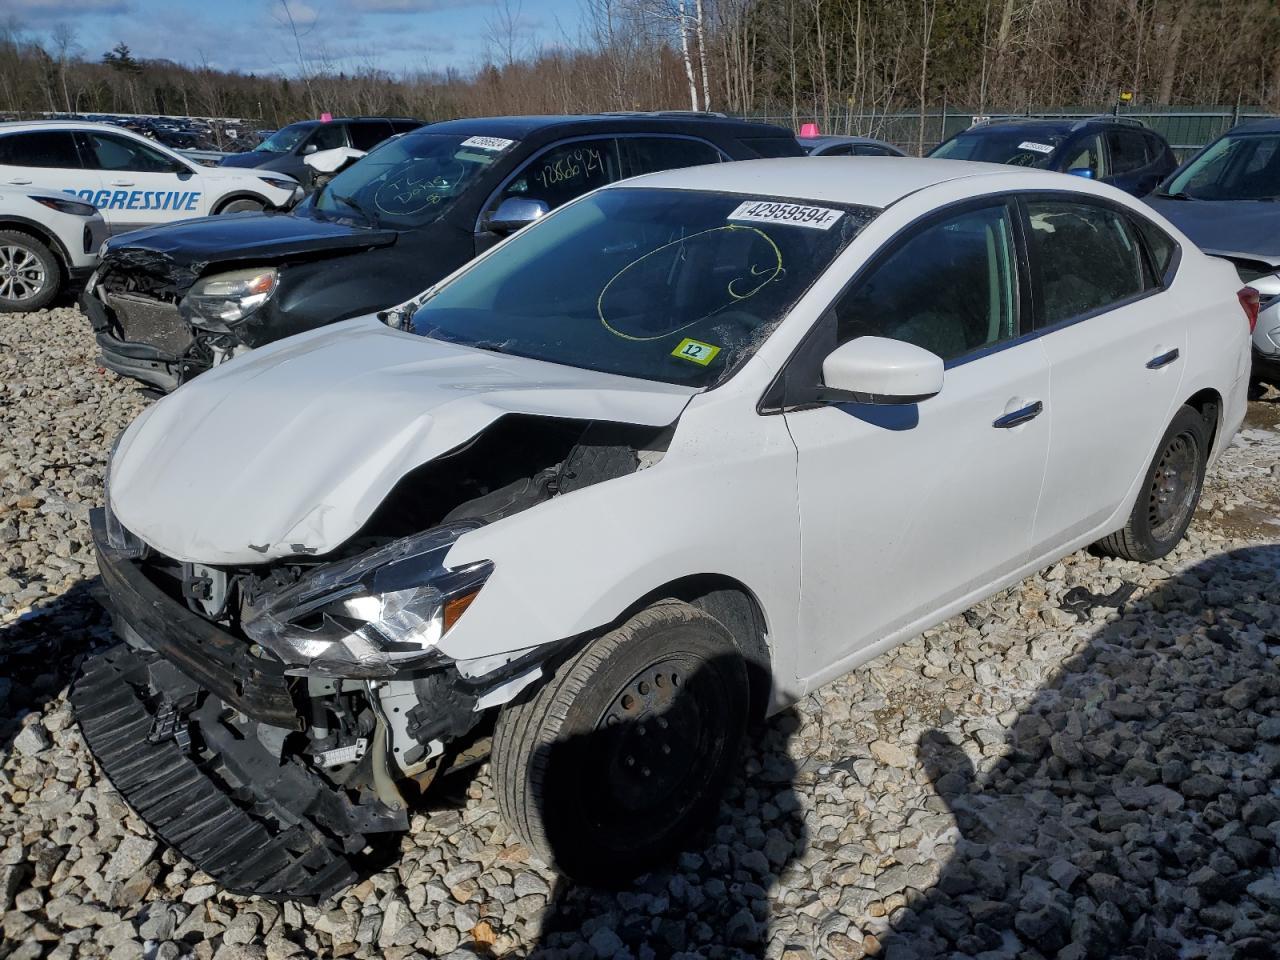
[405,187,875,388]
[310,132,515,229]
[256,123,313,154]
[930,131,1061,168]
[1163,132,1280,200]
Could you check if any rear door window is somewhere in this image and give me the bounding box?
[740,137,804,158]
[82,132,182,173]
[0,131,82,168]
[349,120,393,151]
[621,137,722,177]
[1106,130,1148,174]
[1132,216,1178,285]
[1025,199,1148,325]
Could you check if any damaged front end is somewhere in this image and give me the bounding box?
[74,416,668,900]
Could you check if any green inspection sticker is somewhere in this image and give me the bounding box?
[672,338,721,366]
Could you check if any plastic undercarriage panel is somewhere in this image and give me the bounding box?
[71,643,390,901]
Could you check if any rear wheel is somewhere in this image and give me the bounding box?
[1095,404,1208,561]
[0,230,61,312]
[216,198,265,214]
[492,600,748,884]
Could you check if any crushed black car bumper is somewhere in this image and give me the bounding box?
[82,288,209,393]
[72,511,407,901]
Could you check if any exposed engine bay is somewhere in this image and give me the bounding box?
[74,415,670,900]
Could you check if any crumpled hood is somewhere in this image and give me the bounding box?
[1145,197,1280,266]
[109,317,696,565]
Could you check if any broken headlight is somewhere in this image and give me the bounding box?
[102,431,146,559]
[242,522,492,679]
[182,267,278,331]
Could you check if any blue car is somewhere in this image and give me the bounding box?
[928,117,1177,196]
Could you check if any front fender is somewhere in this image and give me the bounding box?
[437,389,804,702]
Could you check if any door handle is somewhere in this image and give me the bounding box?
[1146,348,1179,369]
[7,177,32,185]
[993,400,1044,429]
[109,179,134,187]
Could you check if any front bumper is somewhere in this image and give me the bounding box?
[1253,345,1280,386]
[72,510,407,900]
[82,287,210,393]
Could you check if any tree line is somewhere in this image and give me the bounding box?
[1,0,1276,146]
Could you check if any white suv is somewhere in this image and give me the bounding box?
[0,121,299,236]
[80,158,1252,898]
[0,184,107,311]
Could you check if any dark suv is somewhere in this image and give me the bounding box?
[929,117,1177,196]
[219,117,425,183]
[84,113,804,392]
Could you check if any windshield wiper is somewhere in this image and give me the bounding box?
[330,192,373,224]
[1156,190,1197,201]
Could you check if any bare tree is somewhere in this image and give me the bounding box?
[50,23,77,114]
[276,0,318,116]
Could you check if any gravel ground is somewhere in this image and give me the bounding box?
[1,306,1279,960]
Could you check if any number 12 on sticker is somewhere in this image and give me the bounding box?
[672,338,721,365]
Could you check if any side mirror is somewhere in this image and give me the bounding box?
[486,197,550,235]
[303,143,318,155]
[1067,167,1095,179]
[820,336,944,405]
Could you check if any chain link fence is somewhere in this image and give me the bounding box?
[743,105,1278,158]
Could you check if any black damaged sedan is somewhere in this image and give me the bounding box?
[82,113,804,392]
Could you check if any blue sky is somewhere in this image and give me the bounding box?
[8,0,583,75]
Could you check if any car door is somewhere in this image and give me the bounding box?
[77,130,206,233]
[1023,195,1186,553]
[0,130,102,201]
[474,136,624,254]
[783,199,1051,679]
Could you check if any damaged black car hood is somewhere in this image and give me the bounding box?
[1145,196,1280,266]
[102,211,398,270]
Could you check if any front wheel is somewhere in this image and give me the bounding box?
[1095,404,1209,561]
[0,231,61,312]
[491,600,748,884]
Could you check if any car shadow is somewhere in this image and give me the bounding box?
[520,656,809,959]
[873,545,1280,959]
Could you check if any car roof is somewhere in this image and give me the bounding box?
[1229,117,1280,134]
[0,119,160,137]
[419,113,797,141]
[619,156,1019,208]
[799,135,898,148]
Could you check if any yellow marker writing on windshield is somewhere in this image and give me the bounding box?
[672,338,721,365]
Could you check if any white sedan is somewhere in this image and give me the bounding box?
[0,184,107,311]
[86,158,1251,896]
[0,121,300,236]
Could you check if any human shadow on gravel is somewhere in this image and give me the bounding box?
[877,546,1280,960]
[523,653,808,959]
[0,580,107,759]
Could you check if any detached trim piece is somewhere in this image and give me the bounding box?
[72,644,363,901]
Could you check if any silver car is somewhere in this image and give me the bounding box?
[1144,118,1280,386]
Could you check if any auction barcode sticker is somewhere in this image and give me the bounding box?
[461,136,516,151]
[729,200,843,230]
[1018,141,1055,154]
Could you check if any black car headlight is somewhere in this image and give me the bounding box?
[258,176,296,192]
[181,266,278,331]
[243,522,493,678]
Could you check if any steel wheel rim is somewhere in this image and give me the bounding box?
[0,244,46,302]
[587,654,728,833]
[1148,431,1199,541]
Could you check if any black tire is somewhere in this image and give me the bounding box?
[492,600,749,884]
[1095,404,1209,562]
[0,230,61,312]
[216,197,265,214]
